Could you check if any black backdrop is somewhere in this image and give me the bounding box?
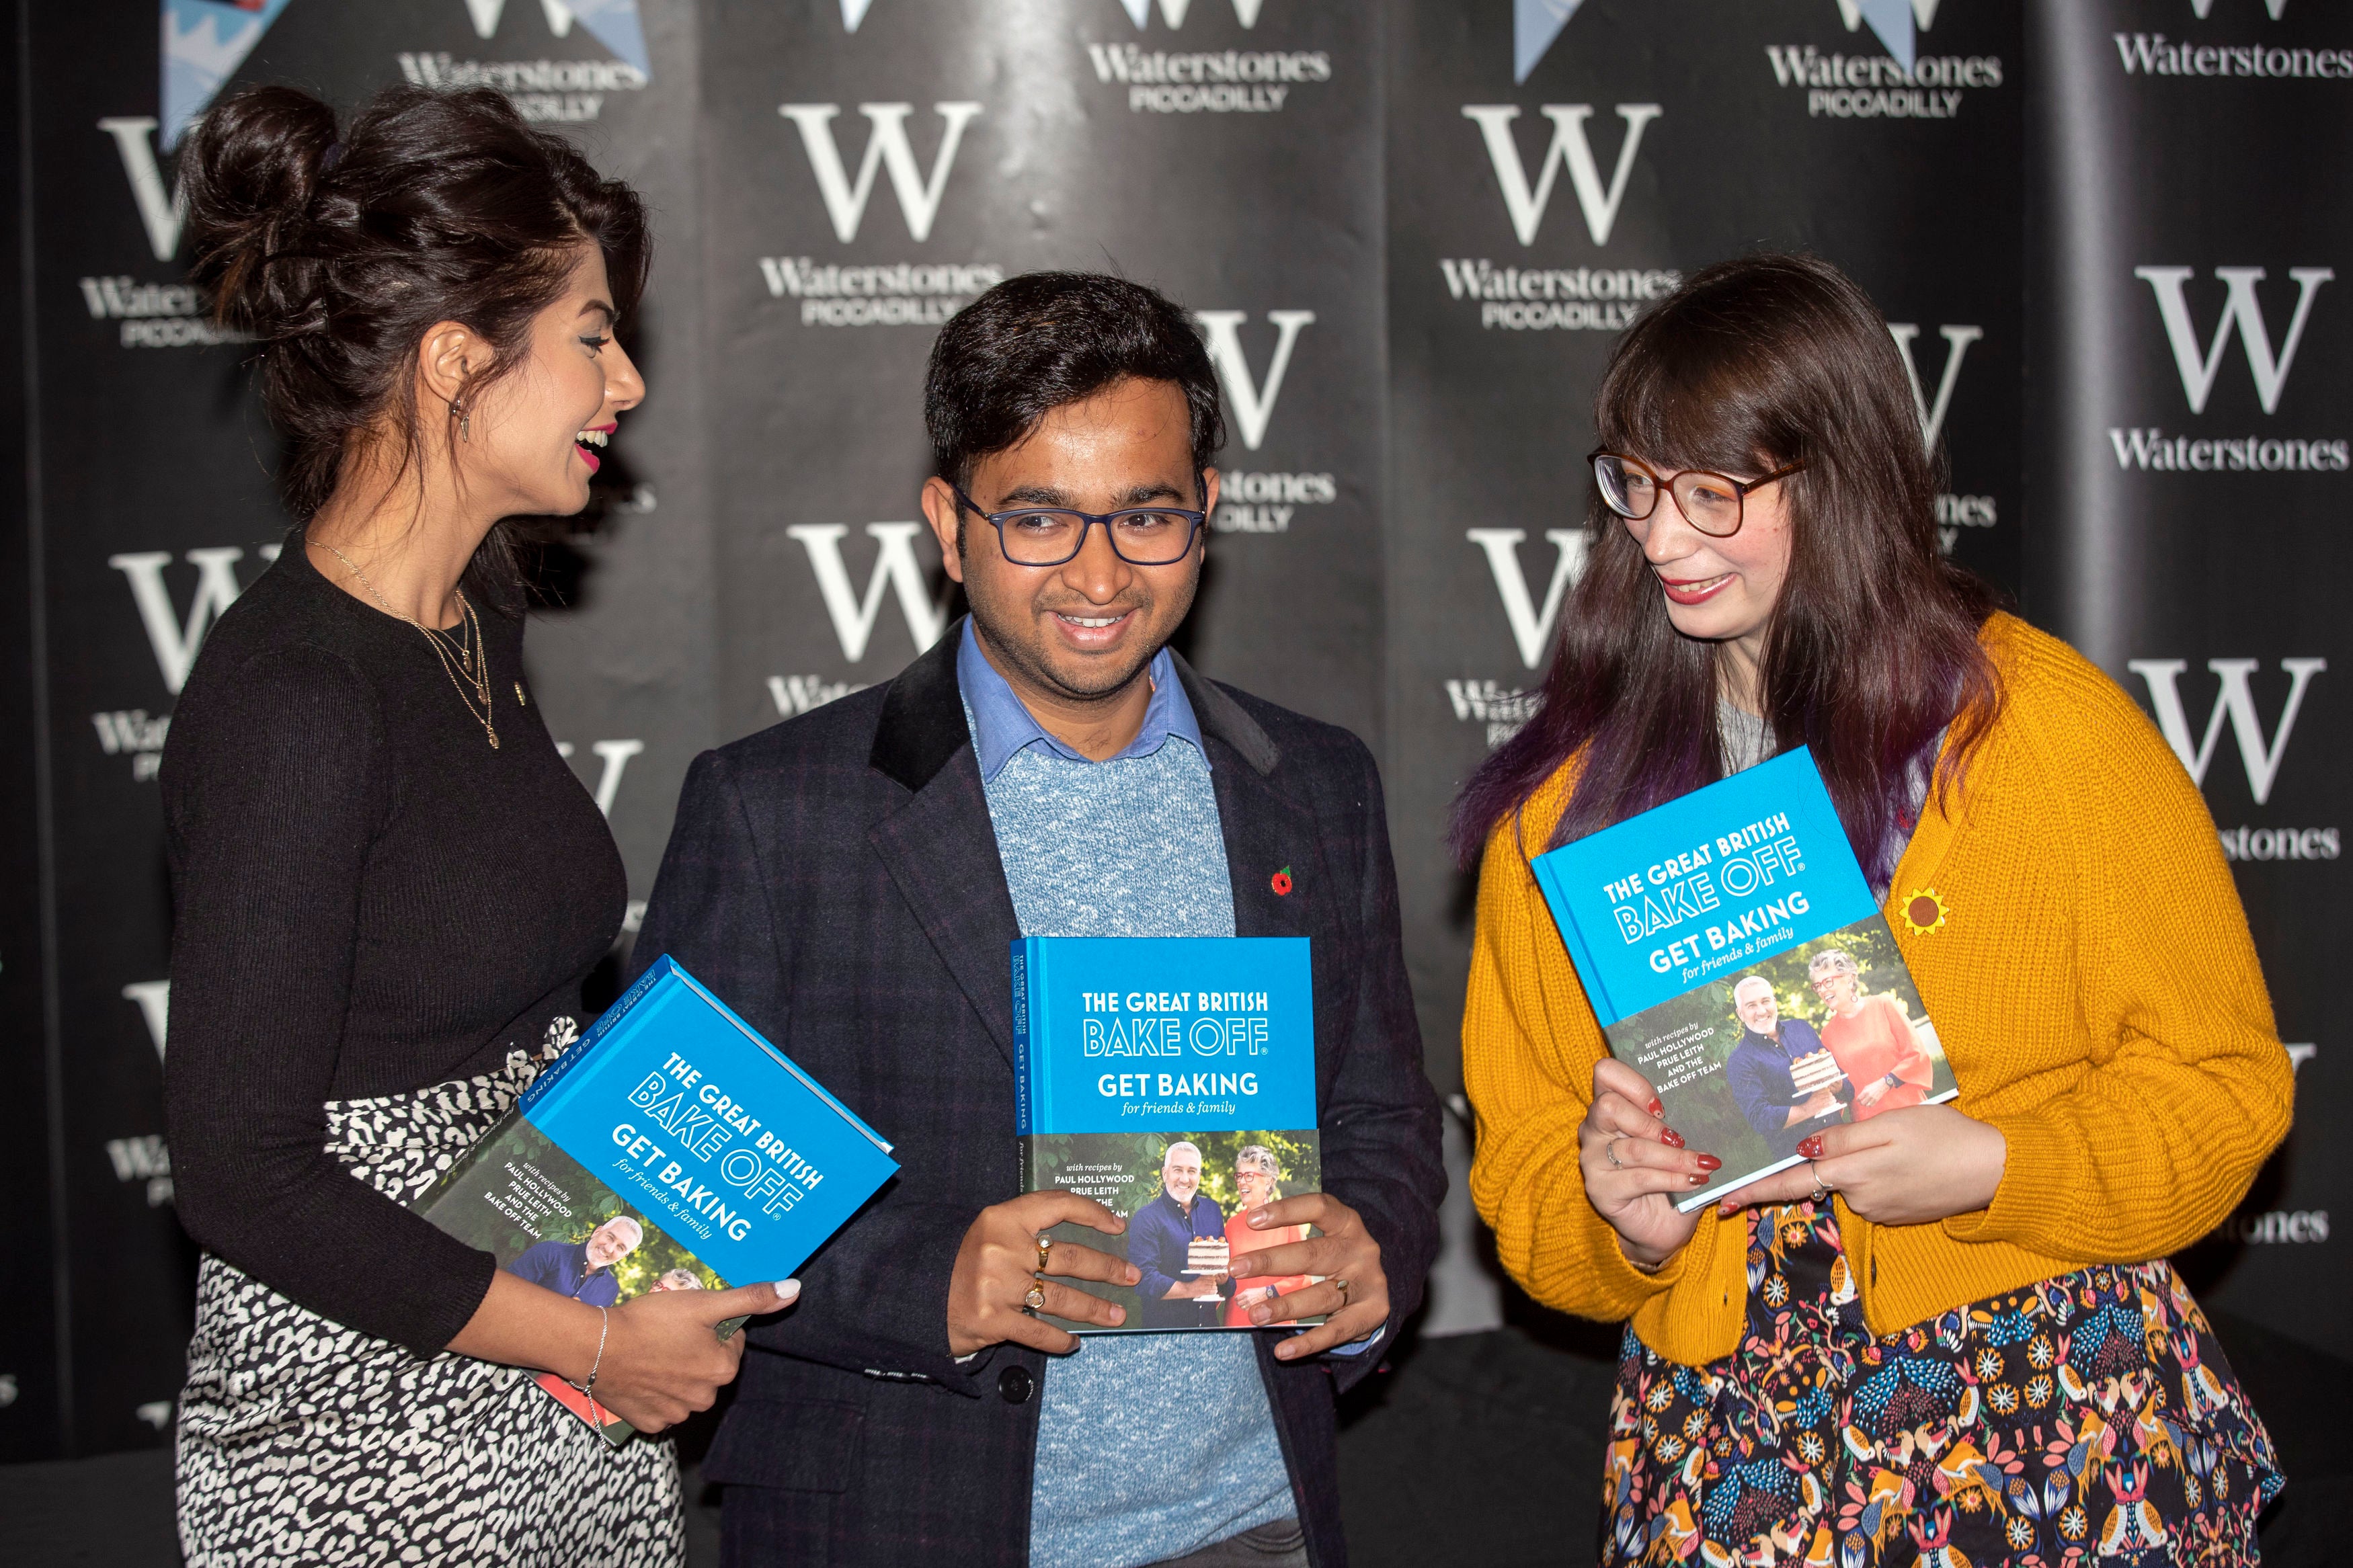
[1,0,2341,1460]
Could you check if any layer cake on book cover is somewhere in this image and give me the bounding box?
[1013,936,1324,1333]
[1529,747,1958,1210]
[411,956,899,1440]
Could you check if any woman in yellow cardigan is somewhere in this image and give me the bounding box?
[1456,254,2290,1567]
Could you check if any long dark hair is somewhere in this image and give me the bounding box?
[1449,253,2001,888]
[182,84,650,604]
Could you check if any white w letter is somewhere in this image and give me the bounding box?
[779,102,983,244]
[1888,324,1983,452]
[97,118,186,263]
[1460,103,1662,247]
[1194,311,1315,452]
[2128,657,2325,805]
[1468,528,1589,669]
[108,548,249,694]
[787,523,950,663]
[2135,266,2331,415]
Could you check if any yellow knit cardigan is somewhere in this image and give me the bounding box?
[1463,613,2294,1367]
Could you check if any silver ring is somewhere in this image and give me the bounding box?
[1604,1137,1624,1169]
[1808,1159,1830,1205]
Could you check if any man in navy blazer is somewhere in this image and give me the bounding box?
[1128,1142,1230,1329]
[631,273,1443,1568]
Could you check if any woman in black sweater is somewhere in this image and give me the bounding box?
[161,85,791,1567]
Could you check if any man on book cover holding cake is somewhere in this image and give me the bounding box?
[632,273,1444,1568]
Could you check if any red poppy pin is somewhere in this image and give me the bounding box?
[1270,867,1293,897]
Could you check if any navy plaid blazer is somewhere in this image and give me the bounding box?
[631,623,1445,1567]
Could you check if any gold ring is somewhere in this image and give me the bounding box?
[1023,1282,1047,1313]
[1037,1233,1053,1273]
[1331,1277,1351,1309]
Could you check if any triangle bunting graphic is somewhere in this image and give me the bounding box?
[565,0,649,73]
[161,0,292,151]
[1514,0,1582,85]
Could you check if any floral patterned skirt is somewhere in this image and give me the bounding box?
[1602,1202,2282,1567]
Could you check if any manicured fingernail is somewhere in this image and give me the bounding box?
[1694,1153,1722,1171]
[1719,1201,1738,1216]
[1797,1134,1825,1159]
[1688,1173,1707,1186]
[1648,1098,1665,1116]
[1659,1128,1687,1149]
[774,1279,801,1302]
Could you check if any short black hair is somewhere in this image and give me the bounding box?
[924,272,1225,495]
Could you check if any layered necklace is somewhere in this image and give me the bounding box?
[321,542,499,750]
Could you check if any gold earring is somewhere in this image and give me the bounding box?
[450,397,470,441]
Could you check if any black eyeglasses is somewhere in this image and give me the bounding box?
[1589,451,1804,538]
[952,484,1207,567]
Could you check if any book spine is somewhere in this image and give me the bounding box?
[1010,938,1034,1139]
[520,955,674,1118]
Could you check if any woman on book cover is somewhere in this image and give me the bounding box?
[1226,1145,1314,1327]
[1453,253,2288,1567]
[159,85,793,1568]
[1808,949,1933,1118]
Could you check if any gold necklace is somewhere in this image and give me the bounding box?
[321,541,499,749]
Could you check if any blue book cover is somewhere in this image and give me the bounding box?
[1013,936,1324,1333]
[413,956,898,1438]
[1529,748,1958,1210]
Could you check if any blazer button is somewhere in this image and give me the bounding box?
[998,1365,1035,1405]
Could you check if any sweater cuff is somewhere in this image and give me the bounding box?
[1940,1110,2054,1247]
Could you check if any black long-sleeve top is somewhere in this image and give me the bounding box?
[161,539,627,1355]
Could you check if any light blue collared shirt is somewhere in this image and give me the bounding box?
[957,618,1205,782]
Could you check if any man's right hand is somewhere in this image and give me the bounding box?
[947,1191,1139,1356]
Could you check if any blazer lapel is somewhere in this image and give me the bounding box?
[866,622,1021,1068]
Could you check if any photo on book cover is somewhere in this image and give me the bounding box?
[423,1116,725,1437]
[1031,1128,1325,1333]
[1614,913,1958,1209]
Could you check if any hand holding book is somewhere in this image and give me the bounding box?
[1713,1102,2006,1225]
[946,1190,1142,1356]
[1577,1057,1723,1272]
[1231,1192,1392,1360]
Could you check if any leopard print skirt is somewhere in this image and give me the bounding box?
[175,1039,684,1568]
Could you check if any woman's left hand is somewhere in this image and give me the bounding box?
[1720,1104,2005,1226]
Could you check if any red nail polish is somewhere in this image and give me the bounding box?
[1694,1153,1722,1172]
[1796,1134,1825,1159]
[1648,1098,1665,1116]
[1688,1173,1706,1186]
[1660,1128,1687,1149]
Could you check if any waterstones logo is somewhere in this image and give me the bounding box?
[109,544,276,694]
[105,1134,173,1208]
[788,522,952,663]
[91,709,171,781]
[1438,260,1681,331]
[551,739,643,818]
[2115,35,2349,79]
[1214,470,1334,534]
[1083,44,1331,114]
[2216,1208,2329,1243]
[767,673,870,716]
[77,274,243,349]
[1462,104,1663,248]
[1445,679,1541,749]
[396,52,647,122]
[757,258,1006,327]
[780,101,983,245]
[1762,44,2003,118]
[2116,265,2344,468]
[1469,527,1589,669]
[1195,311,1313,451]
[2128,655,2323,807]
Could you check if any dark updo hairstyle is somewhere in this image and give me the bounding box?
[1449,252,2001,890]
[182,83,649,603]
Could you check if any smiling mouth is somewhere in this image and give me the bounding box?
[574,425,612,472]
[1657,571,1733,606]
